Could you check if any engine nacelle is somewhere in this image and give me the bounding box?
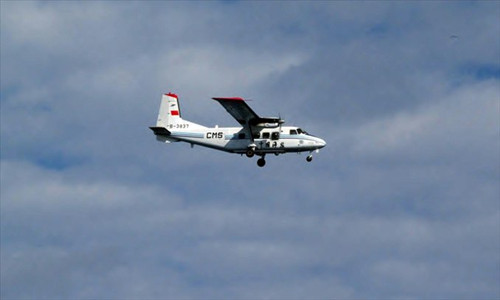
[256,122,280,128]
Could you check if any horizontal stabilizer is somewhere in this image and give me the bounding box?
[149,127,171,136]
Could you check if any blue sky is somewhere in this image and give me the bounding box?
[1,1,499,299]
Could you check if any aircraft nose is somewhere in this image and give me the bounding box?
[318,138,326,148]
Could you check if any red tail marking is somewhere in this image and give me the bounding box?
[165,92,178,99]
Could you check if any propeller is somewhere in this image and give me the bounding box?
[278,112,285,132]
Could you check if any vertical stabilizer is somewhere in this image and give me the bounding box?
[156,93,182,127]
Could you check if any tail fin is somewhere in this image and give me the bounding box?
[156,92,183,127]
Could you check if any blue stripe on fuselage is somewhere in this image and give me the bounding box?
[170,132,205,139]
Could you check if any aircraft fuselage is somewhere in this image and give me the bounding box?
[156,124,325,155]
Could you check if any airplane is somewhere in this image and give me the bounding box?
[149,92,326,167]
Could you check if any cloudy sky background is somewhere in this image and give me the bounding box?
[1,1,499,299]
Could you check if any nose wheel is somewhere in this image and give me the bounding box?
[306,155,313,162]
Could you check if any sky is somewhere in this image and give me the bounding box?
[1,1,499,299]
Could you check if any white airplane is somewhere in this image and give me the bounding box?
[150,92,326,167]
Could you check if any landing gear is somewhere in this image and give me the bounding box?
[246,148,255,158]
[257,158,266,167]
[257,154,266,167]
[306,155,313,162]
[246,144,256,158]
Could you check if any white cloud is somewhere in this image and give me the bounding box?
[159,46,306,94]
[346,80,499,167]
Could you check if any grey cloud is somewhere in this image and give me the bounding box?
[1,1,499,299]
[2,158,499,299]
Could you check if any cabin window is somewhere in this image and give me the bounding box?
[290,129,297,135]
[271,132,280,140]
[262,132,270,139]
[297,128,303,134]
[253,132,260,139]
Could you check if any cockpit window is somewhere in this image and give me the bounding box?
[297,128,308,135]
[290,129,297,135]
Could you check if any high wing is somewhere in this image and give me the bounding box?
[212,97,283,127]
[212,97,257,125]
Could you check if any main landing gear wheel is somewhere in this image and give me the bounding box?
[306,155,313,162]
[246,149,255,158]
[257,158,266,167]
